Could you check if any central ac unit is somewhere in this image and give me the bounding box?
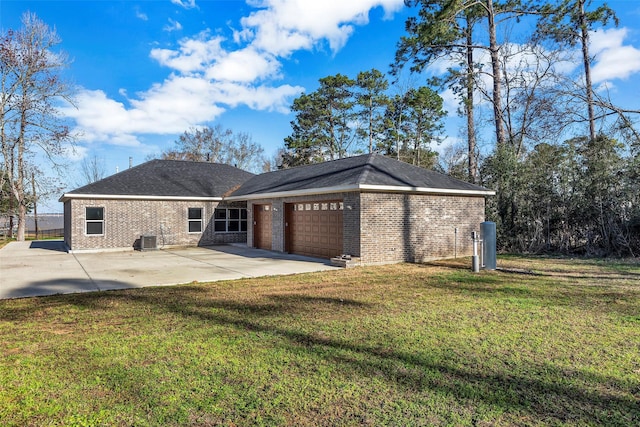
[140,235,157,251]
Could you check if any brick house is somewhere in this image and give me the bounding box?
[227,153,493,265]
[61,154,494,264]
[60,160,253,251]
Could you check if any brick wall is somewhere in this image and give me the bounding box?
[246,191,485,265]
[247,193,355,254]
[63,201,72,249]
[66,198,247,251]
[342,193,361,257]
[358,192,485,264]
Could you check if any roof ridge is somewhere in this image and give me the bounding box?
[356,153,377,185]
[150,158,237,167]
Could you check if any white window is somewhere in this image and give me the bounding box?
[214,208,247,232]
[86,207,104,235]
[188,208,203,233]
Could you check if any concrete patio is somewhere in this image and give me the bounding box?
[0,241,339,299]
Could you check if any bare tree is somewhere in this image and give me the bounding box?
[163,124,232,163]
[160,125,265,173]
[0,12,75,241]
[228,131,265,173]
[498,42,567,156]
[535,0,618,142]
[78,155,107,186]
[438,141,468,180]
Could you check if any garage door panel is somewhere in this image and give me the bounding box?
[286,201,343,259]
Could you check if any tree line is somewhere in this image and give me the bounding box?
[2,4,639,256]
[278,0,639,256]
[280,70,447,169]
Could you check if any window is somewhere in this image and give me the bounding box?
[214,208,247,232]
[188,208,203,233]
[86,207,104,235]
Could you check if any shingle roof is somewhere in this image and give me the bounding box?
[61,160,254,200]
[230,153,492,198]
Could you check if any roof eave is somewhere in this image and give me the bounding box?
[225,184,495,201]
[59,193,224,203]
[359,184,496,196]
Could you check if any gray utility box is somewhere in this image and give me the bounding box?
[481,221,496,270]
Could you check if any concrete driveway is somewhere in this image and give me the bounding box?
[0,240,339,299]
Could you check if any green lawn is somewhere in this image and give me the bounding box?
[1,256,638,426]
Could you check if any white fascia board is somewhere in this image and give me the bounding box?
[358,184,496,196]
[225,184,495,201]
[61,185,495,203]
[59,193,223,203]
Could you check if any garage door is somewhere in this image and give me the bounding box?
[285,201,343,259]
[253,204,272,250]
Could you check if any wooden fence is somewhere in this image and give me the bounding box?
[25,228,64,239]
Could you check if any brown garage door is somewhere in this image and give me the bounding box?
[285,201,343,259]
[253,204,272,250]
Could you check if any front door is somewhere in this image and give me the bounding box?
[253,204,272,250]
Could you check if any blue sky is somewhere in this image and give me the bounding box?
[2,0,640,212]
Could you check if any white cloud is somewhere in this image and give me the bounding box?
[63,1,404,147]
[62,79,225,145]
[128,76,225,131]
[60,143,89,162]
[63,76,302,146]
[594,81,616,95]
[171,0,197,10]
[135,8,148,21]
[156,0,405,80]
[205,48,281,82]
[590,28,626,55]
[238,19,314,57]
[242,0,404,55]
[430,28,640,88]
[211,81,303,112]
[164,18,183,32]
[439,87,459,116]
[591,28,640,83]
[433,135,462,156]
[151,32,225,74]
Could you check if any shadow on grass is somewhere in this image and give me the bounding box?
[428,255,640,278]
[266,294,370,307]
[0,278,133,306]
[415,260,640,318]
[41,285,638,426]
[2,270,638,425]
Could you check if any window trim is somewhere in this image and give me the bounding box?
[214,208,248,233]
[188,207,203,234]
[85,207,104,236]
